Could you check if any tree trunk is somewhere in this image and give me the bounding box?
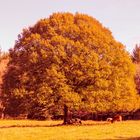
[63,104,68,124]
[1,113,4,119]
[94,113,98,120]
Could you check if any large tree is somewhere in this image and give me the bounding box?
[0,51,9,118]
[2,13,140,123]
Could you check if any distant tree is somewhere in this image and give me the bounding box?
[132,44,140,95]
[2,13,140,123]
[132,44,140,63]
[135,64,140,95]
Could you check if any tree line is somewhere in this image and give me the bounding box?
[0,13,140,123]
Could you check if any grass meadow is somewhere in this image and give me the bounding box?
[0,120,140,140]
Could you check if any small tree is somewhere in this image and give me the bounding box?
[2,13,140,123]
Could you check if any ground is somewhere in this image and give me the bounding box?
[0,120,140,140]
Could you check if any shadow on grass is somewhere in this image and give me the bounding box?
[0,124,63,129]
[116,136,140,140]
[103,136,140,140]
[0,122,110,129]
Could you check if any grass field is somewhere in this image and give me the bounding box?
[0,120,140,140]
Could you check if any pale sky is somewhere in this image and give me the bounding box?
[0,0,140,53]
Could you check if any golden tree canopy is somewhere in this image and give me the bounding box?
[2,13,140,117]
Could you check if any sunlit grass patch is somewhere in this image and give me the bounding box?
[0,120,140,140]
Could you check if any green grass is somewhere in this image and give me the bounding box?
[0,120,140,140]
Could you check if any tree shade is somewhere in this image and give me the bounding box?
[2,13,140,122]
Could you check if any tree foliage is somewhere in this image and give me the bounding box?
[135,64,140,95]
[0,51,9,118]
[132,44,140,96]
[2,13,140,119]
[0,50,9,94]
[132,44,140,63]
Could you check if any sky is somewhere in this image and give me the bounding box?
[0,0,140,53]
